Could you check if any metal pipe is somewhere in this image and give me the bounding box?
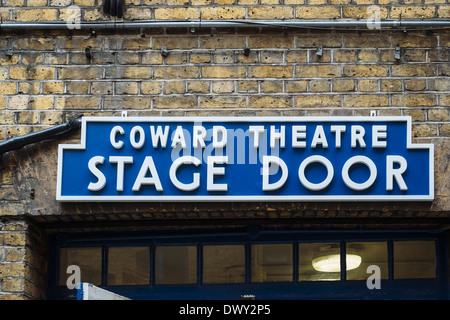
[1,19,450,31]
[0,118,81,155]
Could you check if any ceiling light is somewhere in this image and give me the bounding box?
[312,249,362,272]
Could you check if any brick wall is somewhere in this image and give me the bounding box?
[0,30,449,141]
[0,0,450,299]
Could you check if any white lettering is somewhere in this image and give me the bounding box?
[87,156,106,191]
[298,155,334,191]
[170,156,201,191]
[132,156,163,192]
[342,156,377,191]
[262,156,288,191]
[386,155,408,191]
[207,156,228,191]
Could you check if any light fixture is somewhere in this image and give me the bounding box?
[312,246,362,272]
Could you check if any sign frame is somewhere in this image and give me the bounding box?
[56,116,434,202]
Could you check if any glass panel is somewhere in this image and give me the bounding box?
[203,245,245,284]
[346,242,388,280]
[251,244,293,283]
[155,246,197,285]
[107,246,150,285]
[299,242,340,281]
[394,240,436,279]
[59,247,102,286]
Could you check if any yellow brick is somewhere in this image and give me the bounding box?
[29,96,55,110]
[358,79,378,92]
[8,96,29,110]
[9,67,27,80]
[250,96,292,108]
[213,81,235,93]
[440,124,450,136]
[154,7,199,20]
[261,80,283,93]
[357,50,380,63]
[390,6,436,19]
[296,65,342,78]
[13,9,58,21]
[286,51,308,63]
[40,111,64,125]
[248,6,293,19]
[200,36,246,49]
[296,6,340,19]
[202,66,245,78]
[200,96,246,108]
[18,82,40,95]
[153,96,197,109]
[405,79,426,91]
[309,79,331,92]
[141,82,162,95]
[248,35,294,49]
[249,66,293,78]
[17,111,39,124]
[391,65,436,77]
[58,67,103,80]
[296,95,340,108]
[187,81,210,93]
[67,82,89,94]
[343,94,389,107]
[152,37,198,49]
[344,34,390,48]
[43,81,64,94]
[164,81,186,94]
[392,94,436,107]
[200,7,246,20]
[412,124,437,137]
[123,8,152,20]
[154,66,199,79]
[342,6,388,19]
[438,5,450,17]
[0,97,6,110]
[343,65,389,77]
[190,53,211,64]
[56,96,101,110]
[381,80,402,92]
[428,109,449,121]
[0,82,17,95]
[119,67,153,79]
[333,50,356,63]
[403,109,426,121]
[333,79,355,92]
[286,80,307,92]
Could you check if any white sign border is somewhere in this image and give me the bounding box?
[56,116,434,202]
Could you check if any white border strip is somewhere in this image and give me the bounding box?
[56,116,434,202]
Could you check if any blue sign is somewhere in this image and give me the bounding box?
[57,116,434,202]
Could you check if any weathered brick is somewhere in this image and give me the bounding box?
[0,83,17,95]
[296,65,342,78]
[391,65,436,77]
[200,96,246,108]
[154,7,199,20]
[202,66,245,78]
[13,9,57,21]
[392,94,437,107]
[154,66,199,79]
[296,95,340,108]
[296,6,340,19]
[343,65,389,77]
[250,96,292,108]
[153,96,197,109]
[390,6,436,19]
[248,66,293,78]
[200,7,246,19]
[343,94,389,107]
[141,82,162,95]
[248,6,293,19]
